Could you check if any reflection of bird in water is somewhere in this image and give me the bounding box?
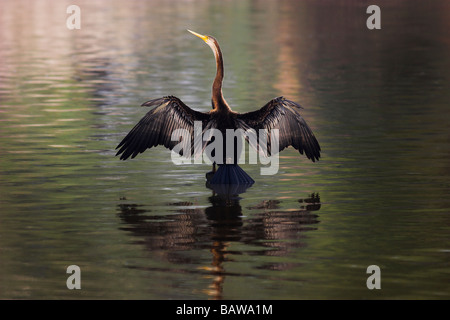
[117,192,320,299]
[116,30,321,184]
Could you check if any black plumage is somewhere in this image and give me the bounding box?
[116,30,321,184]
[116,96,208,160]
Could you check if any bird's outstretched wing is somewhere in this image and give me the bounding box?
[237,96,321,162]
[116,96,209,160]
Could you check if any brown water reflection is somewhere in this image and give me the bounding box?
[118,189,320,300]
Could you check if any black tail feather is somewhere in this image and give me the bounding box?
[209,164,255,185]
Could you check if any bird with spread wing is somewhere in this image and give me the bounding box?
[116,30,321,185]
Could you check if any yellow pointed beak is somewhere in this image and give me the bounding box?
[187,29,209,42]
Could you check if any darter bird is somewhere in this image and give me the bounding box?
[116,30,321,184]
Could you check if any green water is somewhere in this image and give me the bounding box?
[0,0,449,299]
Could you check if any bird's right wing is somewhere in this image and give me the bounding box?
[115,96,209,160]
[237,96,321,162]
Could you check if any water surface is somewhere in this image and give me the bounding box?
[0,0,449,299]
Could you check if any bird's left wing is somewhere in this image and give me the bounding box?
[237,96,321,162]
[116,96,209,160]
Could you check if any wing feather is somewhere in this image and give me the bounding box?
[116,96,209,160]
[237,96,321,162]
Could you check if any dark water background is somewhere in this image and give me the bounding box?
[0,0,449,299]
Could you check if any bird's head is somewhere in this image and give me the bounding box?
[187,29,220,55]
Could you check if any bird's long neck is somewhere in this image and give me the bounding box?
[210,42,231,112]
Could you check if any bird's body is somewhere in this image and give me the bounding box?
[116,30,321,184]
